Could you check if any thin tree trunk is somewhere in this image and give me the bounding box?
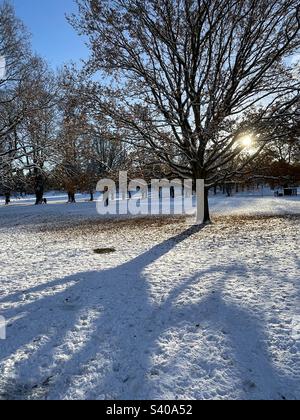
[68,192,76,203]
[5,192,10,205]
[104,187,109,207]
[170,186,175,199]
[226,185,232,197]
[203,187,211,224]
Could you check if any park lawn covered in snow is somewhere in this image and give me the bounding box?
[0,196,299,400]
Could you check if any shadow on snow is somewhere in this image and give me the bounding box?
[0,224,298,400]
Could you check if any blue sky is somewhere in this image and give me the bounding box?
[10,0,89,69]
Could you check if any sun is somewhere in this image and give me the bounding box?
[240,134,253,148]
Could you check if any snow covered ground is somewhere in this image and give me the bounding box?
[0,196,299,400]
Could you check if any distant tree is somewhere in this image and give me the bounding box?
[71,0,300,223]
[20,58,57,204]
[234,100,300,186]
[266,102,300,164]
[55,68,127,202]
[54,70,88,203]
[79,127,127,201]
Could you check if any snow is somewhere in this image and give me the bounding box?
[0,196,299,400]
[210,195,300,216]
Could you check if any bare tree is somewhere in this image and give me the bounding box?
[55,68,126,202]
[266,101,300,164]
[0,1,31,143]
[71,0,300,222]
[0,1,32,201]
[79,125,127,201]
[0,1,57,205]
[20,58,58,204]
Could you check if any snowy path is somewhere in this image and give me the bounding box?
[0,198,299,400]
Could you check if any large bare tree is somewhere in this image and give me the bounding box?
[0,3,58,204]
[0,1,31,142]
[0,1,33,199]
[71,0,300,222]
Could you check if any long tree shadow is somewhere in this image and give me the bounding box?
[0,224,298,400]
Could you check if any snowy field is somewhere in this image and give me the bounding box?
[0,196,299,400]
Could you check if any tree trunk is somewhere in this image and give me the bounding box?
[35,189,44,205]
[5,192,10,205]
[68,192,76,203]
[34,179,44,205]
[170,186,175,199]
[203,187,211,224]
[103,187,109,207]
[195,179,211,225]
[34,170,45,205]
[226,185,232,197]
